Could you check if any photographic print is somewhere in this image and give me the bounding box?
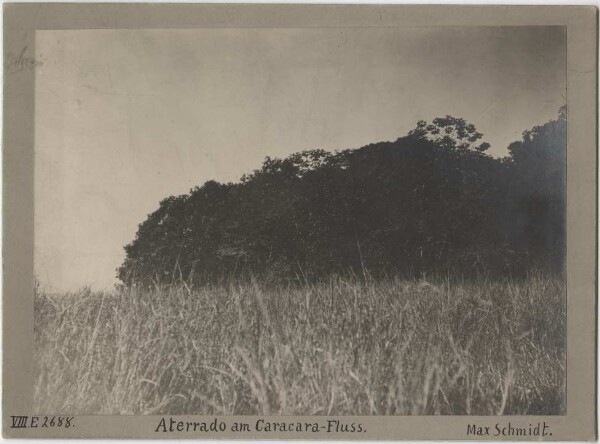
[3,4,597,440]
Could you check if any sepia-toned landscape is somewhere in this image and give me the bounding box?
[34,27,566,416]
[35,109,566,415]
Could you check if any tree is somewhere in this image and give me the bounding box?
[409,115,491,153]
[505,106,566,271]
[117,109,565,286]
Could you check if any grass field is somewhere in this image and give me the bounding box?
[34,274,565,415]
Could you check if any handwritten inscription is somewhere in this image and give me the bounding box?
[5,46,42,74]
[9,416,74,429]
[155,417,366,434]
[467,422,552,437]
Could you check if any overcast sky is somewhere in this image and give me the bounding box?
[35,27,566,291]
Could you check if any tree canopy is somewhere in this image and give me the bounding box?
[118,108,566,286]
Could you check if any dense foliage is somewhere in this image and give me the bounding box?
[118,109,565,286]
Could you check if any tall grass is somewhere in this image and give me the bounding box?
[34,274,565,415]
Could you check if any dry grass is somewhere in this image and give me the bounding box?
[34,274,565,415]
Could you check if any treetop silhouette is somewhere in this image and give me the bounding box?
[118,108,565,287]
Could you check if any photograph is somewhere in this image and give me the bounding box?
[33,26,566,416]
[2,3,596,440]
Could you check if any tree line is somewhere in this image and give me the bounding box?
[118,107,566,286]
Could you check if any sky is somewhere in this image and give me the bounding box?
[35,27,566,291]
